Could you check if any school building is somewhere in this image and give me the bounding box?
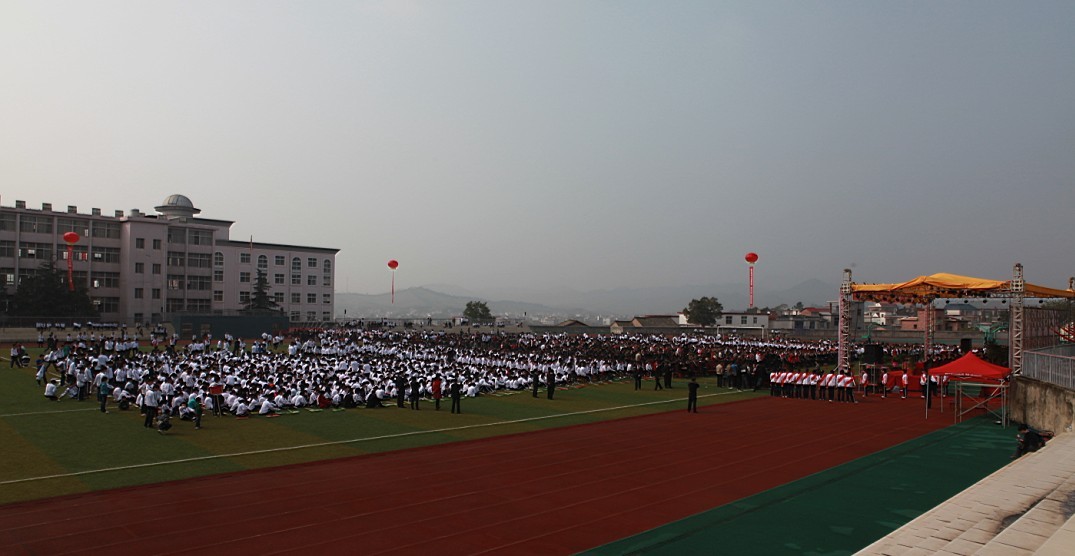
[0,194,338,325]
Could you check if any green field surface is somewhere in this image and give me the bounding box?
[0,352,762,505]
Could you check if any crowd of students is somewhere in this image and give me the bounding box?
[29,326,920,429]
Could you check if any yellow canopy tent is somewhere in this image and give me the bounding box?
[852,272,1075,303]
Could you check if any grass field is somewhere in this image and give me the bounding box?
[0,351,762,506]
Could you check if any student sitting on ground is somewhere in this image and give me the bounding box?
[44,380,60,401]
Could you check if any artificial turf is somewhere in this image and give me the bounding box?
[586,414,1014,556]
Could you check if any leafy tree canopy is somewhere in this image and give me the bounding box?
[463,300,493,322]
[9,259,99,318]
[683,296,723,326]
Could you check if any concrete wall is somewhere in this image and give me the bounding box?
[1009,377,1075,435]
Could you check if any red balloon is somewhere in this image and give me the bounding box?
[745,252,758,264]
[63,231,80,244]
[387,259,398,270]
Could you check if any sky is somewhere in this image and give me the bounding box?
[2,1,1073,298]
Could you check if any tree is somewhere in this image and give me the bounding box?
[683,296,723,326]
[463,301,493,322]
[243,269,280,313]
[9,259,98,318]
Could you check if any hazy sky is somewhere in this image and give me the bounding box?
[3,1,1073,297]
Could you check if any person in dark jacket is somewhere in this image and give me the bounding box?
[450,381,462,414]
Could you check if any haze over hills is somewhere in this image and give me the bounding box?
[335,279,839,321]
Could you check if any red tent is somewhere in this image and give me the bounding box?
[931,352,1009,382]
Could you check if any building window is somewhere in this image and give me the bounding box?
[135,262,144,274]
[306,311,317,321]
[135,238,145,249]
[57,245,89,261]
[274,273,284,285]
[291,293,300,304]
[307,293,317,304]
[239,291,251,304]
[322,311,331,321]
[187,276,211,291]
[725,316,733,325]
[290,311,300,322]
[166,299,185,312]
[94,297,120,313]
[753,317,758,324]
[213,269,224,282]
[56,218,88,235]
[291,274,301,286]
[152,239,162,249]
[323,294,331,304]
[167,276,184,290]
[0,241,14,257]
[167,228,186,244]
[133,312,143,323]
[19,243,52,260]
[741,316,748,325]
[134,288,144,299]
[307,275,317,286]
[257,255,267,269]
[275,255,285,266]
[90,273,119,289]
[291,257,301,273]
[188,229,212,245]
[92,222,120,239]
[239,271,251,283]
[152,288,161,299]
[152,263,162,275]
[0,214,16,231]
[308,257,317,268]
[214,252,224,267]
[187,253,212,268]
[20,215,53,234]
[167,252,185,267]
[240,253,251,264]
[274,292,285,303]
[213,290,223,302]
[92,247,121,264]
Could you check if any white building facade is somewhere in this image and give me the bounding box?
[1,194,338,325]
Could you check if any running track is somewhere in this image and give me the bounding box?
[0,395,950,555]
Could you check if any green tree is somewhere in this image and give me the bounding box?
[683,296,723,326]
[463,300,493,322]
[10,259,98,318]
[243,269,280,313]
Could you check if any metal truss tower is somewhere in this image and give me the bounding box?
[1010,263,1025,375]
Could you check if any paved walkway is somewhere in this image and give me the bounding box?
[858,431,1075,555]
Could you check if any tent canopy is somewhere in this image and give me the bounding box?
[931,352,1009,382]
[852,272,1075,303]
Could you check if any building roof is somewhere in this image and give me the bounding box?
[631,316,679,327]
[216,239,340,254]
[162,194,195,209]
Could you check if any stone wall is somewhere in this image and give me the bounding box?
[1009,377,1075,434]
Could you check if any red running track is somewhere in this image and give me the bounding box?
[0,396,950,555]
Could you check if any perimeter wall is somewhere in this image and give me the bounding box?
[1009,377,1075,435]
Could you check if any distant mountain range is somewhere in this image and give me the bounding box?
[335,279,838,320]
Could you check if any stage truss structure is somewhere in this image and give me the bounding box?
[838,265,1075,377]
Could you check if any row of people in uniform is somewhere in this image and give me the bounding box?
[768,370,859,403]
